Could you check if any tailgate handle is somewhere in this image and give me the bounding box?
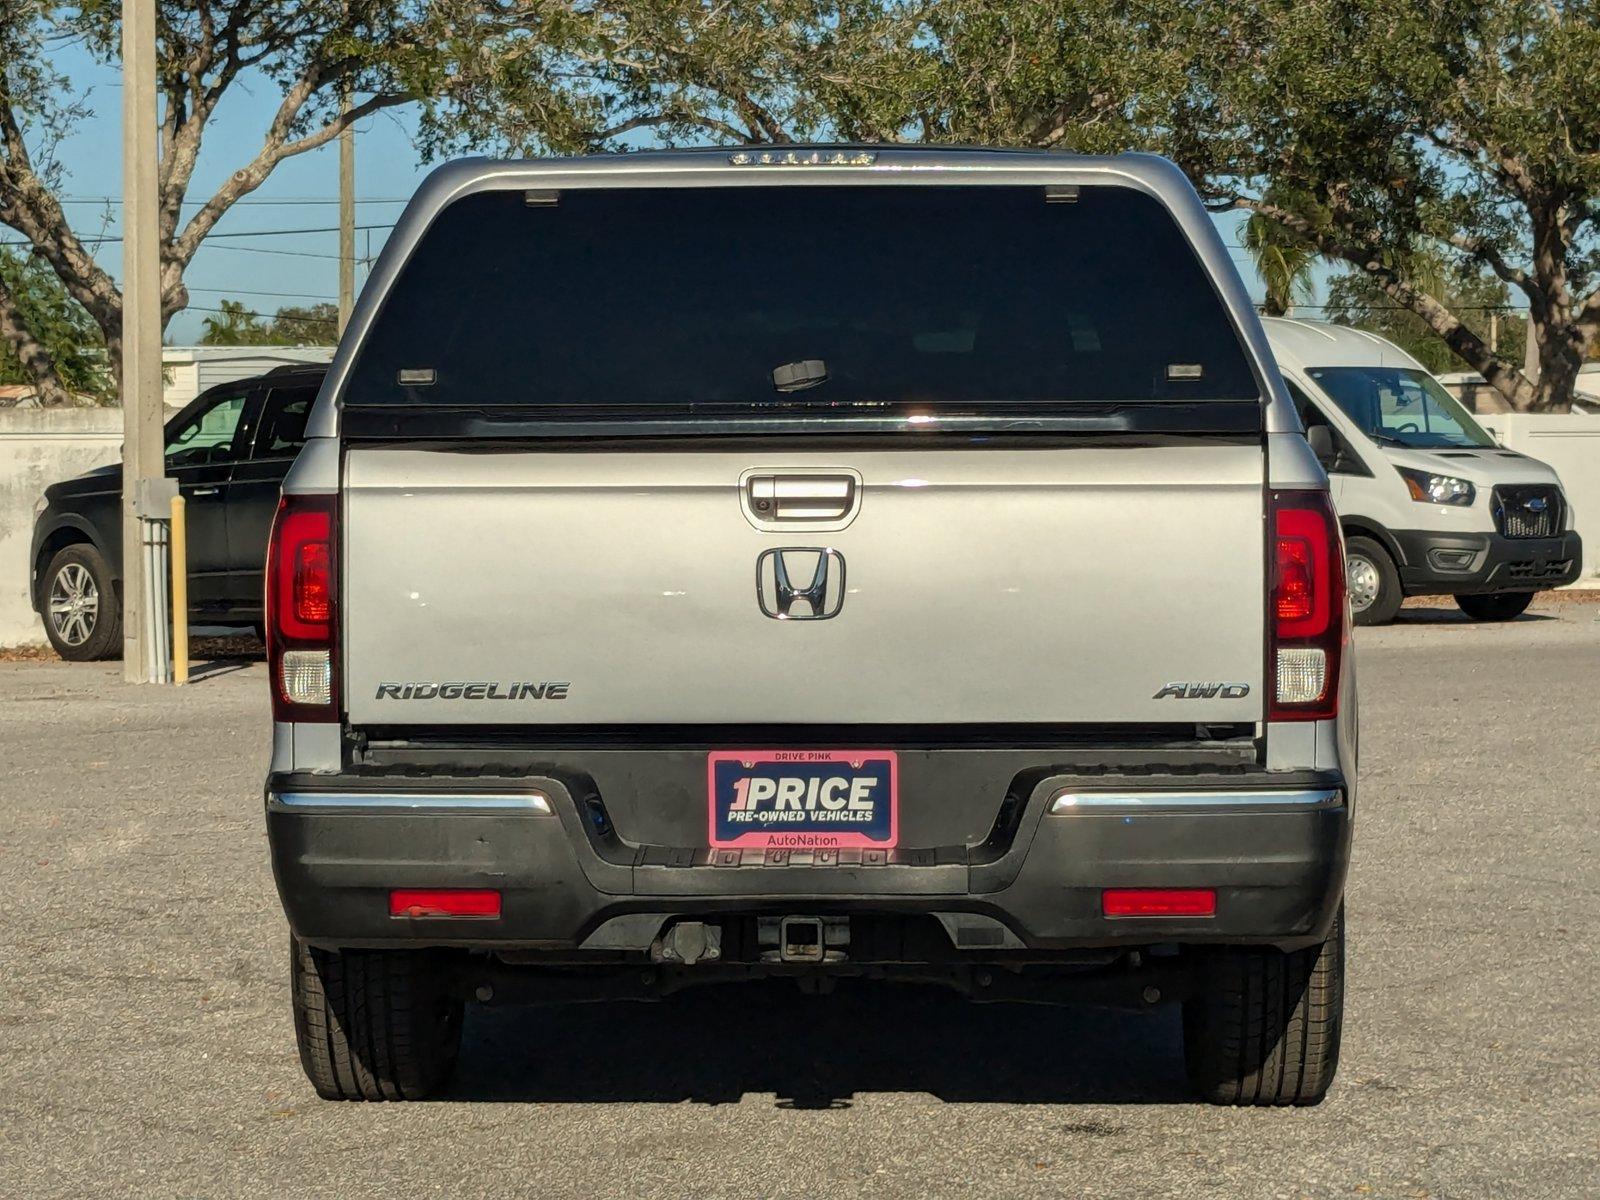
[746,474,856,521]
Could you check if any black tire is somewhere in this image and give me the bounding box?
[290,937,463,1101]
[1454,591,1534,622]
[40,543,121,661]
[1344,536,1402,626]
[1183,908,1344,1106]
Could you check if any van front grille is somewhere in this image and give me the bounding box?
[1492,486,1562,539]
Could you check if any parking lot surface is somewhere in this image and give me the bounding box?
[3,600,1598,1199]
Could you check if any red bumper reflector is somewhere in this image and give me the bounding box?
[389,889,502,919]
[1102,888,1216,917]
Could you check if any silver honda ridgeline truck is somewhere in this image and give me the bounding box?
[265,147,1355,1105]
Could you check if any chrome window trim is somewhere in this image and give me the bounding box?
[271,791,552,813]
[1049,788,1341,814]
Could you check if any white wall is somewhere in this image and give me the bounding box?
[0,409,121,645]
[1477,413,1600,587]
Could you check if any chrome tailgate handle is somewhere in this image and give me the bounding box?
[745,472,859,523]
[741,469,863,531]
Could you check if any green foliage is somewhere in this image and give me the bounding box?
[0,250,112,401]
[200,299,339,346]
[1324,253,1526,376]
[1241,212,1316,318]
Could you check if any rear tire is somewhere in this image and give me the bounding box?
[1345,536,1402,626]
[40,543,121,661]
[290,937,463,1101]
[1454,591,1534,622]
[1183,908,1344,1106]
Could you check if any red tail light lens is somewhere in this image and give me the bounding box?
[389,889,502,919]
[294,540,332,625]
[1103,888,1216,917]
[267,494,338,721]
[1268,490,1345,721]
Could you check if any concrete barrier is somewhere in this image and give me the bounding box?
[0,409,122,645]
[1477,414,1600,587]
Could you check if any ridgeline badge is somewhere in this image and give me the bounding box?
[375,681,569,701]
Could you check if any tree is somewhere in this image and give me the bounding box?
[1175,0,1600,411]
[1241,211,1317,317]
[1323,248,1526,376]
[0,2,655,403]
[2,2,935,403]
[200,298,338,345]
[0,249,111,402]
[198,299,273,347]
[611,0,1594,411]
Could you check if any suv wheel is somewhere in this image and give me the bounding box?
[1345,536,1402,626]
[1182,908,1344,1106]
[41,544,121,661]
[1454,591,1534,622]
[290,937,463,1101]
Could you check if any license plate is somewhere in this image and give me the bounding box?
[707,750,898,851]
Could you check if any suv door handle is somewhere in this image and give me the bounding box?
[190,486,221,497]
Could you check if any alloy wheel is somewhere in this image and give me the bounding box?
[48,562,100,647]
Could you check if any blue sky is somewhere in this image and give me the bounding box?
[37,41,1283,344]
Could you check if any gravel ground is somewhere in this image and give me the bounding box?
[1,599,1597,1199]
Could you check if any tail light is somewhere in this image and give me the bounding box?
[267,494,338,722]
[1269,490,1345,721]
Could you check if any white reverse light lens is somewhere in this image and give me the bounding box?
[281,649,331,706]
[1276,647,1327,706]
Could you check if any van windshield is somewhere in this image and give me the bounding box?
[1307,366,1495,449]
[344,185,1259,412]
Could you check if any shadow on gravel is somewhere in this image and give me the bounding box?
[1393,605,1555,625]
[445,980,1186,1108]
[185,635,266,682]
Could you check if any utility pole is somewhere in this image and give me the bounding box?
[121,0,165,682]
[338,93,355,336]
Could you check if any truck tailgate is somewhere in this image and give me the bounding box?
[341,444,1264,727]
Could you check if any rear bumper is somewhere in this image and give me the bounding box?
[1391,527,1582,595]
[267,771,1351,955]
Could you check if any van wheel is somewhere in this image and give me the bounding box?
[41,543,121,661]
[1345,536,1401,625]
[1454,591,1534,621]
[290,937,463,1101]
[1182,908,1344,1106]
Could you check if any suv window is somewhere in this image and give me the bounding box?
[165,392,248,467]
[345,186,1259,412]
[255,385,318,459]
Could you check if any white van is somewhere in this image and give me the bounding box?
[1264,318,1582,624]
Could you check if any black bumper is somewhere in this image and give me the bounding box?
[267,771,1351,955]
[1391,528,1582,595]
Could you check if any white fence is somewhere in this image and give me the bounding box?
[0,409,122,646]
[1477,414,1600,587]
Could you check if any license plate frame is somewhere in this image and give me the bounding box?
[706,749,899,851]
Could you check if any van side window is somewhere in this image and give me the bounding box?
[1285,379,1369,476]
[1285,379,1323,427]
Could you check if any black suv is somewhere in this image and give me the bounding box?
[29,364,326,660]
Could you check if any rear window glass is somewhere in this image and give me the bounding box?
[345,185,1258,410]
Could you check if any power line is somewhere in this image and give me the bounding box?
[186,304,336,326]
[59,196,410,206]
[186,286,338,301]
[0,222,395,248]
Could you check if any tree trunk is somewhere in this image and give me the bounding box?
[0,277,73,406]
[1532,322,1582,413]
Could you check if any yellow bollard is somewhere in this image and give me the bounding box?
[170,494,189,685]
